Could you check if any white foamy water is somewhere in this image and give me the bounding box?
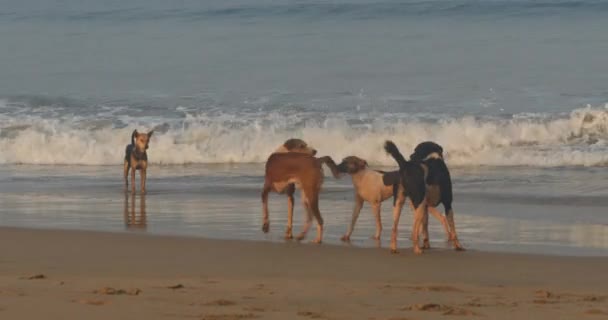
[1,99,608,167]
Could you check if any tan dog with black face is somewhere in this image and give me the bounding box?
[262,138,340,243]
[337,156,452,243]
[124,130,153,194]
[337,156,405,241]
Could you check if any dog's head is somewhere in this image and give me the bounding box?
[410,141,443,162]
[274,138,317,156]
[337,156,368,175]
[133,130,154,153]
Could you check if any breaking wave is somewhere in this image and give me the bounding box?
[1,99,608,167]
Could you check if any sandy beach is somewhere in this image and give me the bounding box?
[1,227,607,319]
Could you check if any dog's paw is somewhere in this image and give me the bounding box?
[311,238,322,244]
[262,223,270,233]
[423,240,431,249]
[390,248,399,254]
[295,233,307,241]
[370,235,381,241]
[454,243,466,251]
[413,246,423,255]
[340,235,350,242]
[284,233,293,240]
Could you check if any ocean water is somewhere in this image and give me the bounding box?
[0,0,607,255]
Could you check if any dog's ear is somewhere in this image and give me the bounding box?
[148,130,154,138]
[133,130,139,138]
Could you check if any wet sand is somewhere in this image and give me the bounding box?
[1,227,607,319]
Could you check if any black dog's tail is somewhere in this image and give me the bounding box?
[384,140,408,170]
[317,156,341,178]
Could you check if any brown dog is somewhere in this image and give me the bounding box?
[273,138,317,155]
[124,129,153,194]
[265,138,317,239]
[262,146,340,243]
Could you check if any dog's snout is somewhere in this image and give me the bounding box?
[312,149,317,156]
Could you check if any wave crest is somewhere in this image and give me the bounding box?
[1,105,607,167]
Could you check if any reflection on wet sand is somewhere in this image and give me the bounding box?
[124,193,146,230]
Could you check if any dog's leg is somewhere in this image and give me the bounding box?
[341,195,364,242]
[123,161,129,190]
[296,193,312,241]
[422,207,430,249]
[446,208,465,251]
[371,202,382,240]
[390,195,405,253]
[411,203,427,255]
[130,166,136,194]
[410,199,429,246]
[261,183,271,233]
[308,193,324,244]
[285,184,295,239]
[140,167,147,194]
[428,206,451,240]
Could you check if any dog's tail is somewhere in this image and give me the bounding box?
[384,140,408,170]
[317,156,341,178]
[131,129,137,145]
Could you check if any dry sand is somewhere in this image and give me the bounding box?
[1,227,607,319]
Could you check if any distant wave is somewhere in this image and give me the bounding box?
[3,0,608,22]
[1,98,607,167]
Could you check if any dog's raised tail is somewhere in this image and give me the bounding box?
[317,156,341,178]
[384,140,408,170]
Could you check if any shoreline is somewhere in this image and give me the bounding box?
[1,226,608,319]
[3,223,607,258]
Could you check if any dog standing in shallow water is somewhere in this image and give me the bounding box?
[337,156,404,241]
[408,141,463,251]
[124,130,154,194]
[262,139,340,243]
[384,140,464,254]
[336,156,452,242]
[267,138,318,239]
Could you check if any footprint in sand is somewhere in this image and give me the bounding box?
[297,311,325,319]
[585,309,608,316]
[167,284,185,289]
[535,290,559,299]
[582,295,607,302]
[200,313,259,320]
[409,285,464,293]
[19,274,46,280]
[204,299,237,306]
[72,299,108,306]
[402,303,481,316]
[94,287,141,296]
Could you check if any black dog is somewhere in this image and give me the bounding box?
[384,141,464,254]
